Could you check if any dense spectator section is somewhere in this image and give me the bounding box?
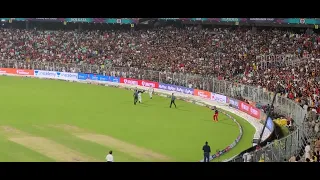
[0,25,320,162]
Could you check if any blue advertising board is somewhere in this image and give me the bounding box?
[77,73,120,83]
[158,83,194,95]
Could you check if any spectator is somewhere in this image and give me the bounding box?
[288,155,297,162]
[106,151,113,162]
[242,151,252,162]
[305,142,311,160]
[312,151,318,162]
[315,138,320,153]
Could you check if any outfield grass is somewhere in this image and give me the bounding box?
[0,76,255,162]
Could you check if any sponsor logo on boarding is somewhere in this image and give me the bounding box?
[250,107,259,116]
[78,73,89,80]
[111,77,120,83]
[99,76,109,81]
[34,70,57,78]
[141,80,157,88]
[238,101,261,119]
[240,102,250,112]
[249,106,261,119]
[158,83,193,95]
[0,68,9,74]
[16,69,33,75]
[159,83,169,90]
[176,87,184,93]
[210,93,227,103]
[168,85,177,91]
[57,72,78,80]
[122,78,139,85]
[0,68,34,76]
[194,89,211,99]
[183,88,193,95]
[90,74,99,81]
[229,98,239,108]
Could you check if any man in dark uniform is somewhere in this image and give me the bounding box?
[202,141,211,162]
[133,90,139,105]
[170,93,177,108]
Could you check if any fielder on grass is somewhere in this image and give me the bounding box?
[148,87,154,99]
[211,106,219,122]
[133,89,139,105]
[170,93,177,108]
[138,90,145,103]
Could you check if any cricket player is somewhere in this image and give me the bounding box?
[133,90,139,105]
[170,93,177,108]
[138,90,143,103]
[148,87,154,99]
[213,108,219,122]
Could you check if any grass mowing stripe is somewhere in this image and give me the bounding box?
[0,138,55,162]
[0,126,97,162]
[50,124,172,162]
[31,125,141,162]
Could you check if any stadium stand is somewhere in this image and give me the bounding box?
[0,22,319,162]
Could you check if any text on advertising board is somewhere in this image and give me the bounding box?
[227,98,240,109]
[57,72,78,80]
[0,68,34,76]
[158,83,193,95]
[140,80,159,88]
[239,101,261,119]
[120,78,159,88]
[120,78,139,85]
[210,93,227,103]
[34,70,57,78]
[194,89,211,99]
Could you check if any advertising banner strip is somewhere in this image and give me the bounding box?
[227,97,240,109]
[194,89,211,99]
[26,18,65,22]
[0,68,34,76]
[158,83,193,95]
[34,70,78,81]
[34,70,58,78]
[78,73,120,83]
[56,72,78,81]
[120,78,159,88]
[238,101,261,119]
[210,93,227,103]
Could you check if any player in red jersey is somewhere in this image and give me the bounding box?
[213,109,219,122]
[211,106,219,122]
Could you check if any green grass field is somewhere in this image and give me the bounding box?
[0,76,255,162]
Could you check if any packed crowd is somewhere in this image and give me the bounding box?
[1,24,320,162]
[286,138,320,162]
[1,26,320,114]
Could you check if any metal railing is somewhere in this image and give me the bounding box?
[0,59,315,162]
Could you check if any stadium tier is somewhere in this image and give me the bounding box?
[0,20,319,162]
